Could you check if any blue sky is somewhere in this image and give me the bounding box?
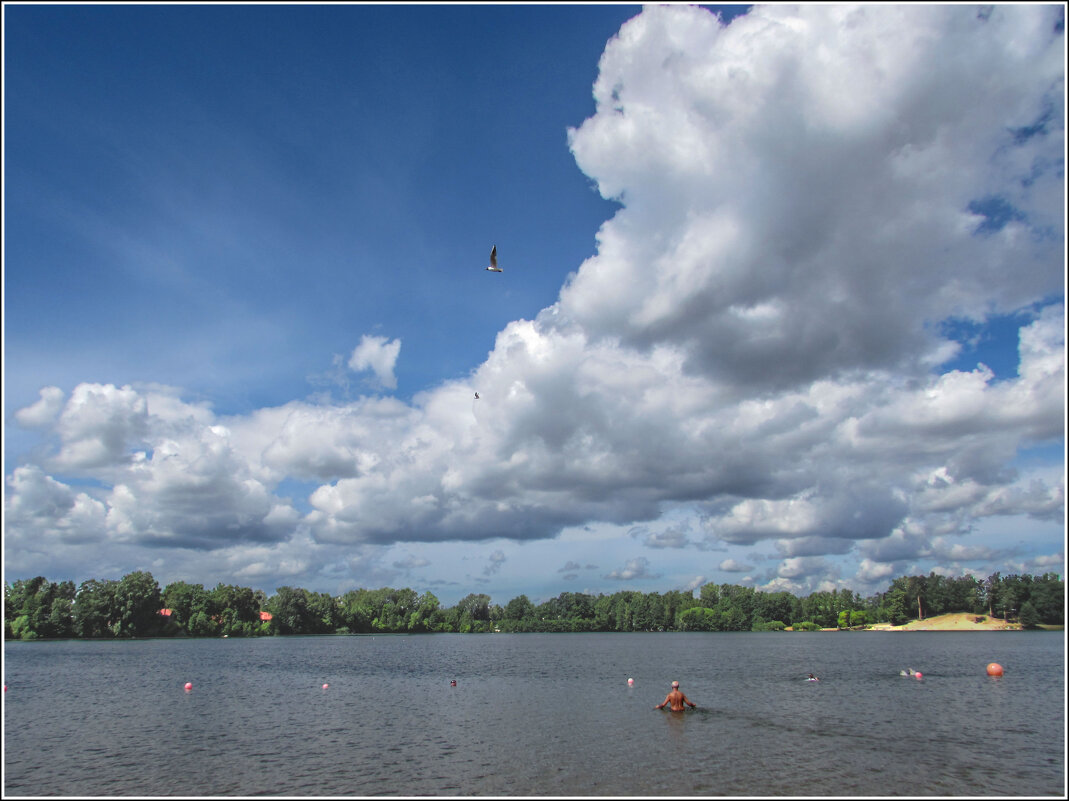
[3,3,1065,607]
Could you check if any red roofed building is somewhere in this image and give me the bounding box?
[259,611,273,621]
[158,608,173,617]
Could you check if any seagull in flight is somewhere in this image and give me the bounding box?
[474,392,480,400]
[485,245,503,272]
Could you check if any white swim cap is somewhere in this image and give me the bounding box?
[672,680,679,687]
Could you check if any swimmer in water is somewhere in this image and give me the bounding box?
[655,680,697,711]
[807,673,819,681]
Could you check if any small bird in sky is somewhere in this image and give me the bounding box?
[485,245,503,272]
[474,392,480,399]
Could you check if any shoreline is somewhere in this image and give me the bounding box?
[859,612,1024,631]
[783,612,1057,632]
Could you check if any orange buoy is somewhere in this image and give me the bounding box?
[986,662,1003,677]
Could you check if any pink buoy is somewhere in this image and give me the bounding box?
[987,662,1003,677]
[322,683,329,689]
[184,682,193,691]
[914,672,923,679]
[627,678,634,686]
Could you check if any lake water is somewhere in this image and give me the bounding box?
[3,632,1064,797]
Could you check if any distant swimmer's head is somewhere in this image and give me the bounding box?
[672,681,679,688]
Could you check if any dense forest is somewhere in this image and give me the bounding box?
[4,570,1063,640]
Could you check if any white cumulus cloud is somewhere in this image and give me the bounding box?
[14,386,66,428]
[4,4,1064,598]
[348,334,402,390]
[604,556,660,581]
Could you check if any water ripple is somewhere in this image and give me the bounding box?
[4,632,1063,796]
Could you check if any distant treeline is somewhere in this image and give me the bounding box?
[4,570,1063,640]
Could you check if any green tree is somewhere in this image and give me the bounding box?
[188,609,220,637]
[557,592,595,623]
[884,586,909,626]
[924,572,948,616]
[1029,574,1064,624]
[338,589,377,633]
[5,577,45,638]
[3,583,17,639]
[112,571,163,637]
[717,585,756,630]
[609,591,641,632]
[73,578,119,638]
[407,591,441,632]
[752,619,786,631]
[1018,600,1040,629]
[5,577,77,639]
[457,593,492,622]
[633,592,665,631]
[983,572,1002,617]
[942,575,980,613]
[268,586,312,634]
[755,591,794,627]
[905,575,927,620]
[161,581,212,632]
[211,583,261,636]
[41,580,76,638]
[303,589,337,633]
[592,594,615,630]
[504,594,534,621]
[699,583,720,608]
[9,615,36,640]
[662,590,699,630]
[679,606,718,631]
[997,574,1025,621]
[7,570,1060,639]
[430,604,460,633]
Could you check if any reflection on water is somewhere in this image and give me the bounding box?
[3,632,1064,796]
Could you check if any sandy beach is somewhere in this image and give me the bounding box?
[863,612,1021,631]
